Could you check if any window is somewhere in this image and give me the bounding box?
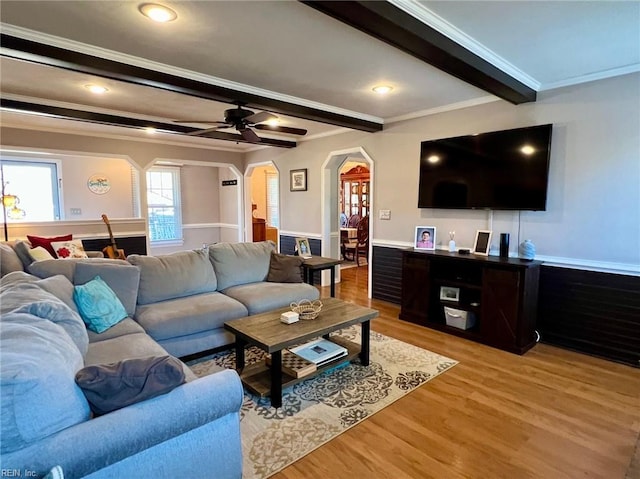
[265,171,279,228]
[1,159,62,221]
[146,166,182,243]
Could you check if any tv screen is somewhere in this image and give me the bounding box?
[418,124,552,210]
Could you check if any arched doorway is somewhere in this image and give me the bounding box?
[321,147,374,297]
[244,161,280,247]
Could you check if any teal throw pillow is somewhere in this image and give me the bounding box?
[73,276,128,333]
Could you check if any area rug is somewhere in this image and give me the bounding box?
[187,326,457,479]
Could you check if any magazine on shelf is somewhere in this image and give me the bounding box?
[266,351,317,378]
[288,338,348,367]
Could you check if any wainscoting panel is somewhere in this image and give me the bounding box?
[538,267,640,367]
[82,236,147,256]
[371,246,404,305]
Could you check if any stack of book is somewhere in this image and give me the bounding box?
[266,338,348,378]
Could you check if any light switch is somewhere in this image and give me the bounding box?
[379,209,391,220]
[70,208,82,215]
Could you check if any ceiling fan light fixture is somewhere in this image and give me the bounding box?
[266,118,280,126]
[84,84,108,94]
[139,3,177,23]
[372,85,393,95]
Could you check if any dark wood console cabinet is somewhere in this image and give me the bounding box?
[400,250,542,354]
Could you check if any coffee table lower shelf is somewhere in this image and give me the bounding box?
[239,336,359,398]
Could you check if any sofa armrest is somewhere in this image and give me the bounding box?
[2,369,243,479]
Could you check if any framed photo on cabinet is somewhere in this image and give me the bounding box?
[473,230,492,256]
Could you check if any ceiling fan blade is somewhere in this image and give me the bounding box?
[254,124,308,136]
[245,111,277,124]
[173,120,229,125]
[186,125,231,136]
[240,128,261,143]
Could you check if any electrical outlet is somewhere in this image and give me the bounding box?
[70,208,82,215]
[379,209,391,220]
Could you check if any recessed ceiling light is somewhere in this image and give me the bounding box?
[84,84,108,94]
[372,85,393,95]
[266,118,280,126]
[139,3,177,23]
[145,127,157,134]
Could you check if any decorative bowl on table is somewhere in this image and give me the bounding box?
[290,299,323,320]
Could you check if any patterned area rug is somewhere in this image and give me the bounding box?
[187,326,457,479]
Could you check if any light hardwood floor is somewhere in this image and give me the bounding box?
[274,266,640,479]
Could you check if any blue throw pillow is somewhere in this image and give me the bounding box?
[73,276,128,333]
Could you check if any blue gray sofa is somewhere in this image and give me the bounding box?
[0,240,320,478]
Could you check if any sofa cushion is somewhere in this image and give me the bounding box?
[74,262,140,317]
[0,311,90,454]
[87,318,146,343]
[128,250,217,305]
[1,274,89,356]
[75,356,186,415]
[222,281,320,315]
[266,252,304,283]
[27,257,127,282]
[73,276,128,334]
[0,242,24,276]
[208,241,275,290]
[27,234,73,257]
[134,291,248,341]
[13,240,34,268]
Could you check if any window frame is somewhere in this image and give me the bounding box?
[146,166,183,246]
[0,157,64,222]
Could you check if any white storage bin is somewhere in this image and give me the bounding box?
[444,306,476,330]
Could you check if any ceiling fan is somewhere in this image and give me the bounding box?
[174,104,308,143]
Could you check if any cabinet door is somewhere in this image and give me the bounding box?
[481,268,521,350]
[400,253,430,323]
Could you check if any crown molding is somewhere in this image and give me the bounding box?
[385,95,499,124]
[540,63,640,91]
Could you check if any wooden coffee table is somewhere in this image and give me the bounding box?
[224,297,378,408]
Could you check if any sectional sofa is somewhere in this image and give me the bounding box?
[0,240,320,478]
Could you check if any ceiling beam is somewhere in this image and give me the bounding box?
[301,1,536,104]
[0,99,298,149]
[1,34,383,133]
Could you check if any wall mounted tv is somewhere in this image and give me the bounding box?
[418,124,553,210]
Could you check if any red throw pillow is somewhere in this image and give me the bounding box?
[27,234,73,258]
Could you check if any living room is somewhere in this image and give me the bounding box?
[1,1,639,478]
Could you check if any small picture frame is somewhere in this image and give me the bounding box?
[295,237,312,258]
[440,286,460,302]
[415,226,436,250]
[473,230,492,256]
[290,169,308,192]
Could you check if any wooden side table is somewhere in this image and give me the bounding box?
[302,256,341,297]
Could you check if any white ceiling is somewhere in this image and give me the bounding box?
[1,0,638,152]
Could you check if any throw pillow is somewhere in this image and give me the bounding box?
[28,245,55,262]
[75,356,186,415]
[50,240,88,259]
[73,275,128,333]
[26,234,73,257]
[266,252,304,283]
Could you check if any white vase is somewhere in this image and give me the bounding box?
[519,239,536,260]
[448,240,456,252]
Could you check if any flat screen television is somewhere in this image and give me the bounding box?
[418,124,552,210]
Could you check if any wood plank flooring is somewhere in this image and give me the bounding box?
[273,266,640,479]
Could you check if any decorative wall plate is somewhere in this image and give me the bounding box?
[87,174,110,194]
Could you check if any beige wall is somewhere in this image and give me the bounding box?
[247,74,640,273]
[61,156,135,220]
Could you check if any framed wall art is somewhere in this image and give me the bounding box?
[290,169,307,192]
